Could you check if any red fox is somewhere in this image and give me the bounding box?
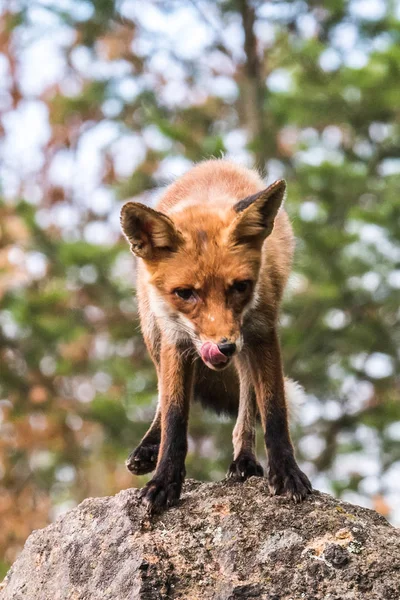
[120,159,312,513]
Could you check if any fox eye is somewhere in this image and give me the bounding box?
[231,280,252,293]
[174,288,195,301]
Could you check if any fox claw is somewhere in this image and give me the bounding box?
[228,453,264,481]
[268,458,312,502]
[126,443,159,475]
[140,473,183,514]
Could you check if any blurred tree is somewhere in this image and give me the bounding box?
[0,0,399,574]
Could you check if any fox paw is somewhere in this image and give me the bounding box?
[268,457,312,503]
[126,442,159,475]
[139,471,184,514]
[228,452,264,481]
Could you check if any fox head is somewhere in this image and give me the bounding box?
[121,180,286,370]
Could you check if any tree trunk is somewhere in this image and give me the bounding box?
[238,0,269,171]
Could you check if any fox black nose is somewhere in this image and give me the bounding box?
[217,342,236,357]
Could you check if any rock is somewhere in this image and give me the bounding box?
[1,478,399,599]
[323,543,350,567]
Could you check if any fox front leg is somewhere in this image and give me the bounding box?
[127,313,163,475]
[248,329,312,502]
[127,360,162,475]
[126,407,161,475]
[139,342,193,514]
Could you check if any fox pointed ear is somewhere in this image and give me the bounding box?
[120,202,183,259]
[230,180,286,246]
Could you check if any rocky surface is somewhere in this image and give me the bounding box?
[1,478,399,599]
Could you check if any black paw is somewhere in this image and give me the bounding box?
[139,470,184,514]
[268,455,312,503]
[228,453,264,481]
[126,442,159,475]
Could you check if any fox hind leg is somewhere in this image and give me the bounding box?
[228,360,263,481]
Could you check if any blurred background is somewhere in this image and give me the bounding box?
[1,0,399,574]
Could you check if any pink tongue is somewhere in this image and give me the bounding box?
[201,342,228,366]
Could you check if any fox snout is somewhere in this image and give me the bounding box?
[217,341,237,357]
[200,339,238,369]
